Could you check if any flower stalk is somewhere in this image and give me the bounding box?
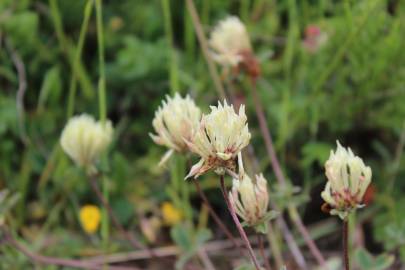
[88,173,146,251]
[219,175,261,270]
[250,78,326,267]
[193,179,246,256]
[343,219,350,270]
[258,234,271,270]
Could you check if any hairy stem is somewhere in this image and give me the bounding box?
[219,175,261,270]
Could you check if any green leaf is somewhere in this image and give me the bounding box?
[355,248,395,270]
[3,12,38,51]
[195,228,212,247]
[37,67,62,110]
[356,248,374,269]
[373,254,395,270]
[170,224,192,251]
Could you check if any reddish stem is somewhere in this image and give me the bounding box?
[193,180,246,257]
[219,175,261,270]
[258,234,272,270]
[3,231,136,270]
[250,78,326,267]
[89,175,145,250]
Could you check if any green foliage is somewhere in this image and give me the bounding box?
[355,248,395,270]
[0,0,404,268]
[171,224,212,270]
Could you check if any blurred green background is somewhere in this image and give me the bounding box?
[0,0,404,268]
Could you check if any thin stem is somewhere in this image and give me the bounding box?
[250,78,326,267]
[343,220,350,270]
[185,0,226,100]
[289,206,326,266]
[88,177,175,269]
[258,234,271,270]
[193,180,246,256]
[266,221,284,269]
[95,0,108,251]
[275,211,308,270]
[88,175,146,251]
[95,0,106,124]
[219,175,261,270]
[66,0,93,119]
[5,39,29,146]
[3,231,136,270]
[161,0,179,94]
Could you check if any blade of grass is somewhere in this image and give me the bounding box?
[67,0,94,119]
[186,0,226,100]
[95,0,109,251]
[310,0,381,135]
[48,0,94,99]
[161,0,179,94]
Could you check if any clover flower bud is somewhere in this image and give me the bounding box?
[321,141,372,220]
[228,154,270,231]
[150,93,201,166]
[60,114,113,172]
[185,100,251,179]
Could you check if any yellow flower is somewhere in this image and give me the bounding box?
[79,205,101,234]
[185,100,251,179]
[321,141,372,220]
[60,114,113,172]
[161,202,182,226]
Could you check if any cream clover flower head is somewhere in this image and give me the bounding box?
[208,16,252,67]
[185,100,251,179]
[60,114,113,172]
[321,141,372,220]
[229,153,270,231]
[150,93,201,166]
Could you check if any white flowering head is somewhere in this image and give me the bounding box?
[208,16,252,68]
[60,114,113,172]
[150,93,201,166]
[321,141,372,220]
[229,153,274,233]
[185,100,251,179]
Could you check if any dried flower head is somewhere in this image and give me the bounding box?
[60,114,113,172]
[150,93,201,166]
[229,153,272,233]
[209,16,252,67]
[185,100,251,179]
[79,205,101,234]
[321,141,372,220]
